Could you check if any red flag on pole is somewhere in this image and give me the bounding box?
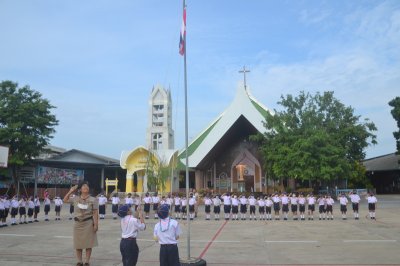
[179,6,186,56]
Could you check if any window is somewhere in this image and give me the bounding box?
[152,133,163,150]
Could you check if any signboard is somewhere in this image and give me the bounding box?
[216,172,230,189]
[37,166,84,185]
[0,146,9,168]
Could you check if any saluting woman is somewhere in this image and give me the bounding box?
[64,181,99,266]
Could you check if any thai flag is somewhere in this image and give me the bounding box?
[179,6,186,56]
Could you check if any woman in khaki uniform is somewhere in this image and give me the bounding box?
[64,181,99,266]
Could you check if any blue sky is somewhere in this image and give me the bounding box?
[1,0,399,160]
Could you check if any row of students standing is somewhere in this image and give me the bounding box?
[200,191,378,221]
[0,194,64,226]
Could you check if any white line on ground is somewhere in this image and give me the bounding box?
[0,234,35,237]
[265,240,318,243]
[54,236,73,239]
[343,240,397,243]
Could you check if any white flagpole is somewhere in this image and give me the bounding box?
[182,0,191,260]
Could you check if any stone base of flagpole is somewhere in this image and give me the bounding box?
[180,257,207,266]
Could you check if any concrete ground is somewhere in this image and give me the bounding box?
[1,195,400,266]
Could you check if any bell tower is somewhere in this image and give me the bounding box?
[146,85,174,150]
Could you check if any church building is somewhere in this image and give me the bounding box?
[120,81,271,194]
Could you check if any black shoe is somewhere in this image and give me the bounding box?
[284,218,287,221]
[28,221,33,223]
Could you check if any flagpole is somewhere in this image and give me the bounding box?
[182,0,191,260]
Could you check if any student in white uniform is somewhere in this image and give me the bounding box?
[239,195,248,220]
[231,195,239,220]
[265,196,273,220]
[54,196,63,221]
[110,193,120,220]
[181,196,187,220]
[19,196,27,224]
[248,195,257,220]
[153,204,181,266]
[166,194,173,214]
[43,195,51,221]
[10,195,19,225]
[339,193,349,220]
[27,196,35,223]
[98,194,107,219]
[212,195,221,220]
[349,190,361,220]
[118,204,146,266]
[133,194,141,211]
[367,193,378,220]
[68,194,76,220]
[257,196,265,220]
[272,193,281,220]
[173,194,181,219]
[306,193,316,220]
[143,193,152,219]
[204,195,212,220]
[0,196,5,227]
[289,193,298,220]
[317,195,326,220]
[3,195,10,226]
[222,193,232,220]
[188,193,196,220]
[125,193,134,207]
[281,192,289,220]
[152,193,160,219]
[326,195,334,220]
[298,193,306,220]
[34,195,41,222]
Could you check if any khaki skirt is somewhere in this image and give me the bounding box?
[73,219,98,249]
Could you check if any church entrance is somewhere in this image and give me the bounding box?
[231,149,262,192]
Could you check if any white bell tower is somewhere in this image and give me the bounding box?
[146,85,174,150]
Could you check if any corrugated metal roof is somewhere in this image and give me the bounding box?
[363,153,400,171]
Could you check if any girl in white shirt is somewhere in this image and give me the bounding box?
[27,196,35,223]
[317,195,326,220]
[272,193,281,220]
[181,197,187,220]
[289,193,298,220]
[248,195,257,220]
[326,195,334,220]
[239,195,248,220]
[19,196,27,224]
[231,195,239,220]
[98,194,108,219]
[349,191,361,220]
[110,193,120,220]
[43,196,51,221]
[54,196,63,221]
[257,196,265,220]
[118,204,146,266]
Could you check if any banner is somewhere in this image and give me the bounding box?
[37,166,84,185]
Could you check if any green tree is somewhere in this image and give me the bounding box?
[0,81,58,189]
[388,97,400,154]
[254,91,377,188]
[145,152,170,193]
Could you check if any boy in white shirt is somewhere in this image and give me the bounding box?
[239,195,248,220]
[43,195,51,222]
[143,193,152,219]
[281,193,289,220]
[272,193,281,220]
[188,194,196,220]
[289,193,298,220]
[204,195,212,221]
[298,193,306,220]
[212,195,221,220]
[222,193,232,221]
[34,195,41,222]
[367,193,378,220]
[265,196,273,220]
[257,196,265,220]
[110,193,120,220]
[19,196,27,224]
[349,191,361,220]
[306,193,316,220]
[248,195,257,220]
[153,204,181,266]
[27,196,35,223]
[231,195,239,220]
[317,195,326,220]
[152,193,160,219]
[326,195,334,220]
[339,193,349,220]
[118,204,146,266]
[173,194,181,220]
[181,196,187,220]
[54,196,63,221]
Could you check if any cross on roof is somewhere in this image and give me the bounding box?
[238,66,250,89]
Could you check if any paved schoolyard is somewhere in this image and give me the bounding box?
[1,195,400,266]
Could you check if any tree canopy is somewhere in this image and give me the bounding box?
[254,91,377,187]
[388,97,400,154]
[0,81,58,179]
